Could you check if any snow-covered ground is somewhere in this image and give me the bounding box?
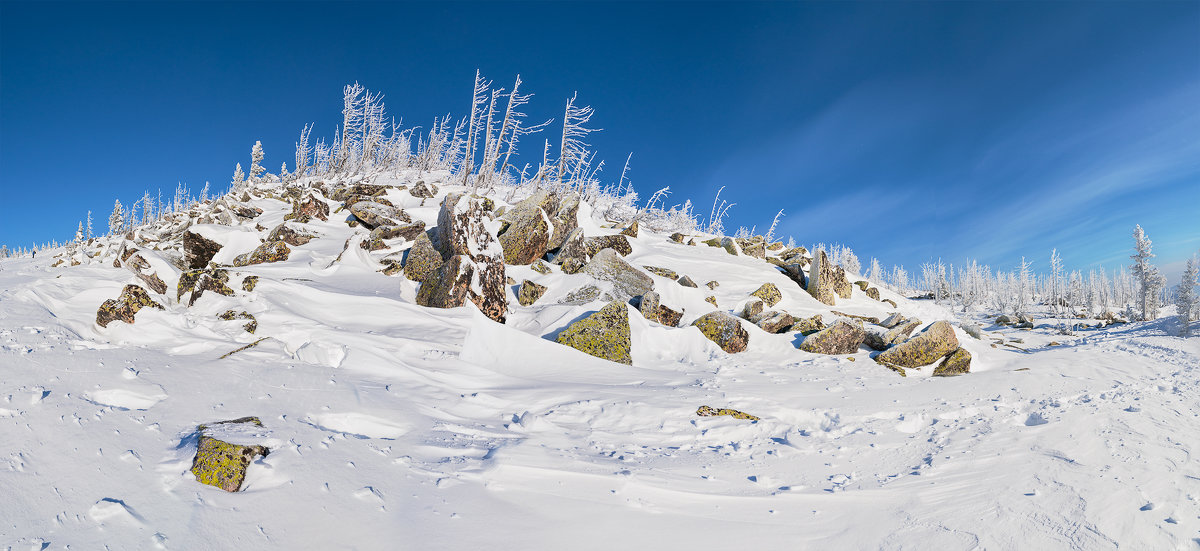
[2,178,1198,550]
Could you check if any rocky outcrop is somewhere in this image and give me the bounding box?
[554,228,588,267]
[692,311,749,354]
[751,283,782,307]
[637,292,683,327]
[96,284,163,328]
[183,231,222,269]
[833,266,853,300]
[546,192,580,250]
[517,280,547,306]
[736,237,766,259]
[555,301,632,365]
[806,250,838,306]
[350,201,411,229]
[232,240,290,267]
[933,347,972,376]
[581,248,654,302]
[875,320,959,369]
[190,417,270,493]
[403,232,443,282]
[798,320,865,355]
[426,194,508,323]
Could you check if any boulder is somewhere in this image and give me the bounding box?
[183,230,222,269]
[806,250,838,306]
[854,281,870,291]
[669,232,686,243]
[692,311,749,354]
[677,275,698,288]
[555,301,632,365]
[620,220,639,238]
[232,240,290,267]
[517,280,547,306]
[362,221,426,251]
[865,287,881,301]
[643,265,678,279]
[285,191,330,222]
[409,181,437,199]
[798,320,865,354]
[190,417,270,493]
[833,266,853,299]
[267,222,315,247]
[546,192,580,250]
[737,238,766,259]
[582,248,654,302]
[864,319,921,351]
[241,275,259,292]
[531,259,552,274]
[498,190,554,265]
[123,253,168,295]
[756,311,794,334]
[882,299,897,308]
[701,237,721,247]
[875,320,959,369]
[559,284,602,305]
[719,237,740,256]
[879,312,906,328]
[178,268,235,306]
[996,314,1015,325]
[962,323,984,340]
[751,283,782,307]
[96,284,163,328]
[553,227,587,265]
[933,347,972,376]
[415,255,474,310]
[790,314,825,335]
[705,280,720,289]
[584,234,633,257]
[740,298,764,320]
[704,295,718,307]
[637,291,683,327]
[696,405,759,421]
[431,194,508,323]
[403,232,443,282]
[350,201,411,229]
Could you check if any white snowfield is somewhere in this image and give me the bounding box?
[2,177,1198,550]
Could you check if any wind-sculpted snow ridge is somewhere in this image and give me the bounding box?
[2,173,1199,549]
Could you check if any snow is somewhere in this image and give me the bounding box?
[1,177,1199,549]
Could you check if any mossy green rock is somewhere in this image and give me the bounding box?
[517,279,547,306]
[96,284,163,328]
[191,417,269,493]
[790,314,825,335]
[178,268,235,307]
[241,275,259,292]
[751,283,782,307]
[498,190,554,265]
[692,311,749,354]
[555,301,632,365]
[876,320,959,368]
[232,240,290,267]
[798,320,865,355]
[933,347,972,376]
[403,232,443,282]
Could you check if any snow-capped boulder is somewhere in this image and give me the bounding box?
[267,222,315,247]
[403,232,443,282]
[875,320,959,369]
[190,417,270,493]
[183,230,222,269]
[517,280,547,306]
[806,249,838,306]
[350,201,411,229]
[415,255,474,310]
[555,301,632,365]
[790,313,825,335]
[498,190,554,265]
[96,284,163,328]
[582,248,654,302]
[637,291,683,327]
[178,267,235,306]
[879,312,906,329]
[426,194,507,323]
[285,190,329,222]
[559,284,603,305]
[799,320,865,355]
[737,237,766,259]
[362,221,426,251]
[692,311,749,354]
[864,319,921,351]
[740,298,764,320]
[408,180,437,199]
[546,192,580,250]
[751,282,782,307]
[933,348,972,376]
[756,311,794,334]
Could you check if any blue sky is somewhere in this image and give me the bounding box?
[2,1,1197,279]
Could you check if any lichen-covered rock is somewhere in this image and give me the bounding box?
[864,319,921,351]
[362,221,426,251]
[555,301,632,365]
[218,310,257,333]
[620,220,639,238]
[582,248,654,302]
[403,232,443,282]
[190,417,270,493]
[267,222,315,247]
[637,291,683,327]
[879,312,906,328]
[643,265,678,279]
[561,257,585,275]
[241,275,259,292]
[876,320,959,368]
[330,183,388,202]
[779,246,809,263]
[790,314,825,335]
[415,255,474,310]
[531,259,551,274]
[751,283,782,307]
[177,267,235,306]
[498,189,554,265]
[737,238,766,259]
[692,311,749,354]
[806,249,838,306]
[554,227,587,265]
[409,180,437,199]
[560,284,603,305]
[865,287,881,300]
[798,320,865,355]
[719,237,740,256]
[285,191,330,222]
[350,201,411,229]
[546,192,580,250]
[854,281,870,291]
[96,284,163,328]
[696,405,759,421]
[584,234,633,257]
[933,347,972,376]
[778,262,809,289]
[183,230,222,269]
[669,232,686,243]
[705,280,719,289]
[833,266,853,300]
[741,298,764,320]
[677,275,698,288]
[430,194,507,323]
[756,311,795,334]
[232,240,290,267]
[701,237,721,248]
[517,280,547,306]
[704,295,718,307]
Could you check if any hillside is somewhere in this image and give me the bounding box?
[2,172,1198,550]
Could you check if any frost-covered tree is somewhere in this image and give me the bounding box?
[231,163,245,191]
[1048,249,1064,316]
[141,191,154,226]
[867,258,882,283]
[556,92,598,189]
[74,221,83,243]
[764,210,785,243]
[250,141,265,184]
[1176,255,1198,336]
[108,200,124,235]
[1131,225,1165,320]
[85,211,93,240]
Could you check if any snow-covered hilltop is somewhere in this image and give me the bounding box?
[3,78,1199,549]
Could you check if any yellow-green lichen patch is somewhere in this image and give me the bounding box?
[555,301,632,365]
[691,311,749,354]
[190,417,269,493]
[403,232,443,282]
[933,347,972,376]
[696,405,760,421]
[750,282,782,307]
[643,265,679,279]
[517,280,547,306]
[96,285,163,328]
[232,240,291,267]
[876,320,959,368]
[241,275,259,292]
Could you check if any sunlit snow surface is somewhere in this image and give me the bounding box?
[2,179,1198,550]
